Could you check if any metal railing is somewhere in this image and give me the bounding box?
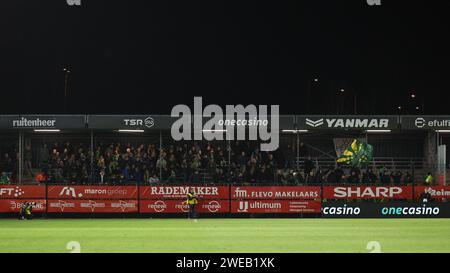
[294,157,425,169]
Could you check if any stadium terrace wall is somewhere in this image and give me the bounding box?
[1,184,449,218]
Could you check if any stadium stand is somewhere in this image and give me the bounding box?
[1,115,447,186]
[0,137,433,185]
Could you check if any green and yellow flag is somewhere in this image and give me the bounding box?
[336,139,373,167]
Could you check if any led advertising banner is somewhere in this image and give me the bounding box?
[323,186,413,200]
[296,115,398,130]
[87,115,176,130]
[139,199,229,213]
[47,199,138,213]
[322,201,450,218]
[2,115,86,129]
[140,185,229,200]
[401,116,450,130]
[0,185,46,199]
[231,200,321,213]
[0,199,46,213]
[231,186,320,200]
[47,186,138,199]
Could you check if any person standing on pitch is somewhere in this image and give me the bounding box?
[420,188,433,203]
[25,202,33,220]
[185,190,198,219]
[19,202,27,220]
[18,202,33,220]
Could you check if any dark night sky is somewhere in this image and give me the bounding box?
[0,0,448,115]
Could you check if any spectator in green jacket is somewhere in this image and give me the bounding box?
[0,172,10,184]
[425,172,433,185]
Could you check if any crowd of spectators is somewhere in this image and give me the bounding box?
[276,163,415,185]
[39,140,288,184]
[0,147,17,184]
[0,140,420,185]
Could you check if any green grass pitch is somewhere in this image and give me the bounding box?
[1,218,449,253]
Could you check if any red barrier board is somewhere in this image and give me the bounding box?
[323,186,413,199]
[47,199,138,213]
[140,185,229,199]
[140,199,229,213]
[415,186,450,199]
[0,199,46,212]
[0,185,45,199]
[231,200,321,213]
[231,186,320,199]
[47,185,138,199]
